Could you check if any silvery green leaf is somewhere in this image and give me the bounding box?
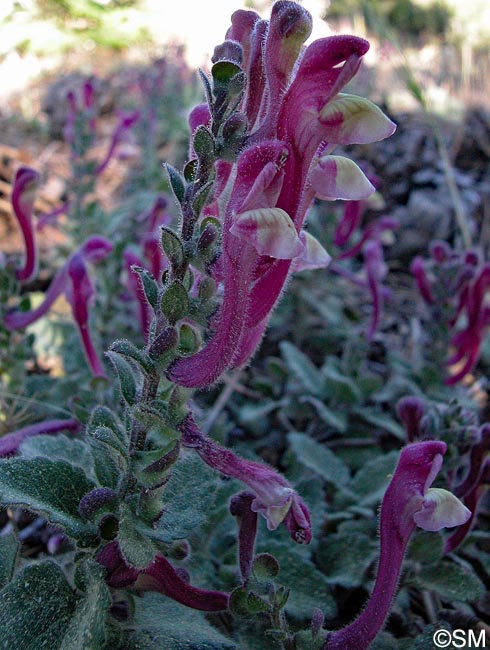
[0,458,97,544]
[288,432,350,488]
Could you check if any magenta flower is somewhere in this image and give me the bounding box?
[230,492,258,582]
[444,425,490,552]
[179,415,311,544]
[4,236,112,377]
[63,90,78,145]
[446,264,490,384]
[64,81,97,151]
[0,418,80,458]
[96,540,141,589]
[326,441,470,650]
[11,166,40,283]
[444,467,489,554]
[36,200,70,231]
[411,255,434,305]
[454,424,490,500]
[411,245,490,383]
[96,110,139,175]
[396,395,427,443]
[334,200,362,247]
[138,554,229,612]
[96,541,229,611]
[65,251,106,377]
[168,3,395,388]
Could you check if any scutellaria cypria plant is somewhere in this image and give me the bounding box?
[0,3,477,649]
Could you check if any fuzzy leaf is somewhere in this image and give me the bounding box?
[300,396,347,432]
[264,541,336,619]
[133,442,179,489]
[131,266,159,310]
[0,532,18,589]
[0,562,77,650]
[408,531,444,565]
[59,562,110,650]
[88,407,126,445]
[118,504,157,569]
[88,437,122,491]
[165,163,185,204]
[106,351,137,405]
[178,323,201,355]
[353,408,405,440]
[347,451,399,506]
[212,60,242,89]
[246,591,271,614]
[129,593,237,649]
[90,426,128,461]
[252,553,280,580]
[109,339,155,376]
[0,457,97,543]
[160,281,190,324]
[155,452,220,542]
[288,432,350,488]
[19,435,97,483]
[413,561,485,602]
[193,181,215,218]
[280,341,323,396]
[193,125,215,166]
[316,532,377,588]
[321,362,363,404]
[161,227,185,270]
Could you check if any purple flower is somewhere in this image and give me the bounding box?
[95,110,139,175]
[411,255,434,305]
[63,90,77,145]
[4,236,112,377]
[411,245,490,384]
[96,540,140,589]
[0,418,80,458]
[396,396,427,443]
[138,554,229,612]
[334,200,362,247]
[36,200,70,231]
[453,424,490,499]
[444,470,488,554]
[65,251,106,378]
[444,425,490,552]
[446,264,490,384]
[11,166,40,283]
[97,541,229,611]
[179,415,312,544]
[230,492,258,582]
[326,441,470,650]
